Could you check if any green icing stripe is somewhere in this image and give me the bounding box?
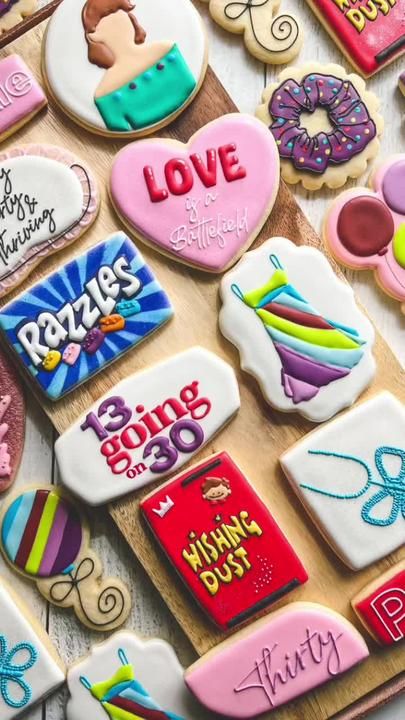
[243,270,288,308]
[256,309,361,349]
[91,666,134,701]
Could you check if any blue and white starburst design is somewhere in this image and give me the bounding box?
[0,233,173,400]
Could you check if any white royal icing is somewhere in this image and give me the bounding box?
[219,237,376,422]
[0,155,84,282]
[66,630,208,720]
[55,347,240,505]
[281,392,405,570]
[44,0,206,130]
[0,579,65,720]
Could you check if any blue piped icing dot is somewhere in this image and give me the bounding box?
[355,106,361,113]
[328,79,335,86]
[347,144,353,150]
[323,139,328,145]
[287,142,293,148]
[293,88,300,95]
[316,158,323,164]
[167,53,176,62]
[355,134,361,141]
[278,118,286,125]
[113,92,121,102]
[332,88,338,94]
[306,86,311,92]
[309,75,315,80]
[338,118,344,123]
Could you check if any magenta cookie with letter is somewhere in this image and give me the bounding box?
[0,347,25,493]
[185,602,369,717]
[0,54,46,140]
[325,154,405,313]
[110,114,280,272]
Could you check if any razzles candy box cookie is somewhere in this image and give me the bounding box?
[141,451,308,631]
[256,62,383,191]
[0,232,173,400]
[43,0,208,138]
[305,0,405,77]
[281,392,405,570]
[219,237,376,423]
[325,154,405,314]
[110,114,280,273]
[185,602,369,717]
[0,577,65,720]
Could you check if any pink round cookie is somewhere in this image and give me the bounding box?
[325,154,405,312]
[110,114,280,273]
[0,347,25,492]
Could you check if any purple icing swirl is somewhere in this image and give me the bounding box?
[269,73,377,174]
[0,0,17,17]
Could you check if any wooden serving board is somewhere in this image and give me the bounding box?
[0,13,404,720]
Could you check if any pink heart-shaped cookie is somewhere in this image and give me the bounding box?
[110,114,280,272]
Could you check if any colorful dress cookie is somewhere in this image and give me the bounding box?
[219,237,376,423]
[0,0,37,34]
[43,0,208,137]
[325,154,405,313]
[256,63,383,191]
[305,0,405,77]
[0,577,65,720]
[141,451,308,631]
[0,485,132,631]
[281,391,405,570]
[0,232,173,400]
[67,630,206,720]
[0,144,99,298]
[352,561,405,646]
[56,347,240,505]
[0,348,25,493]
[200,0,303,64]
[185,602,369,716]
[0,55,46,141]
[110,114,280,272]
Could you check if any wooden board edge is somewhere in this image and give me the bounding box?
[333,673,405,720]
[0,0,61,48]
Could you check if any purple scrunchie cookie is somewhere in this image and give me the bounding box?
[269,73,377,174]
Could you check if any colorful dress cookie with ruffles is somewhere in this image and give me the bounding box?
[80,648,185,720]
[231,254,367,404]
[268,72,376,173]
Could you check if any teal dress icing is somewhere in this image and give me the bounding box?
[94,43,196,132]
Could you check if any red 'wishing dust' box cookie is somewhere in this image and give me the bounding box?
[141,452,308,631]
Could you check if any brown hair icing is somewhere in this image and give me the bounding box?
[82,0,146,69]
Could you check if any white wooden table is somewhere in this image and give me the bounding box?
[1,1,404,717]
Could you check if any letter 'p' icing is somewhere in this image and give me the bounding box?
[55,348,240,505]
[353,561,405,646]
[185,602,369,717]
[0,233,173,400]
[141,452,308,631]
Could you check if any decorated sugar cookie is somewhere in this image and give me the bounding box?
[67,630,207,720]
[219,237,376,423]
[185,602,369,716]
[0,577,65,719]
[43,0,208,138]
[0,144,99,298]
[0,55,46,141]
[305,0,405,77]
[56,347,240,505]
[0,348,25,493]
[325,155,405,313]
[281,392,405,570]
[110,114,280,272]
[0,485,131,631]
[256,63,383,191]
[0,0,37,34]
[0,232,173,400]
[141,451,308,631]
[200,0,303,65]
[352,561,405,646]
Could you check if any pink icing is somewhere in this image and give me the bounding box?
[0,54,46,135]
[110,114,280,272]
[185,603,369,717]
[326,154,405,303]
